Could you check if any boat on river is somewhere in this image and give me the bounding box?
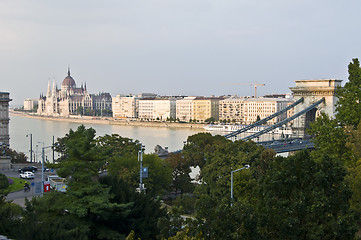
[204,124,293,135]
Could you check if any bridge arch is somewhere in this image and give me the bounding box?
[289,79,342,138]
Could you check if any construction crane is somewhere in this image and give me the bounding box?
[226,82,265,98]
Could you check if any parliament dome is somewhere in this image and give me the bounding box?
[62,68,76,87]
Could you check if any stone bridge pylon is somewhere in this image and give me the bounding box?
[289,79,342,138]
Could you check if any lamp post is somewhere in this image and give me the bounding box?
[26,134,33,163]
[138,144,145,193]
[37,142,44,193]
[231,164,250,206]
[41,143,57,195]
[35,144,38,163]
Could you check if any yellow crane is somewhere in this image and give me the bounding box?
[226,82,265,98]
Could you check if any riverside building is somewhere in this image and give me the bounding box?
[219,96,293,124]
[176,96,196,122]
[112,95,139,119]
[192,97,221,122]
[138,97,176,121]
[37,68,112,117]
[0,92,11,145]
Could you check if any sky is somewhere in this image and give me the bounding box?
[1,0,361,106]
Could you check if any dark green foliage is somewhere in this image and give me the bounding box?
[5,148,27,163]
[204,117,215,124]
[172,195,195,215]
[308,113,351,163]
[165,153,194,195]
[13,125,167,239]
[97,134,172,197]
[0,196,22,238]
[254,151,358,240]
[191,136,266,239]
[76,106,83,115]
[0,173,9,195]
[335,58,361,129]
[100,176,167,240]
[182,132,229,168]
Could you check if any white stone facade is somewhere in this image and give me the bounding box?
[176,97,196,122]
[0,92,11,145]
[24,99,38,111]
[219,97,293,124]
[289,79,342,137]
[138,98,176,121]
[112,95,138,118]
[37,69,111,117]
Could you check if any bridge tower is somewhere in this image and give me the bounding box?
[289,79,342,138]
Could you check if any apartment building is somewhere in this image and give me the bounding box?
[176,97,196,122]
[138,97,176,121]
[220,97,293,124]
[24,98,38,111]
[112,95,138,118]
[192,97,221,122]
[219,97,246,123]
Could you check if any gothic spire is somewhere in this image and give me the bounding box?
[46,80,51,98]
[67,67,70,76]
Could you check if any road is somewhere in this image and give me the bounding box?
[1,168,53,207]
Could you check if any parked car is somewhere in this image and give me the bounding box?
[20,171,34,179]
[18,166,38,173]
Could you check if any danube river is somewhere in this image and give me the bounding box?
[9,114,203,161]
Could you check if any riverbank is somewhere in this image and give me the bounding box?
[10,110,205,130]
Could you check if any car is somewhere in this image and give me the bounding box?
[20,171,34,179]
[18,166,38,173]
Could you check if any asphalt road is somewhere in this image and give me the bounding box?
[1,168,53,207]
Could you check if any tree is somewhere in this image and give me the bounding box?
[0,173,22,238]
[0,173,9,195]
[308,58,361,216]
[345,121,361,212]
[165,153,193,195]
[204,117,215,124]
[100,176,167,240]
[5,148,28,163]
[55,125,103,181]
[76,106,83,116]
[96,134,172,197]
[84,108,94,116]
[335,58,361,129]
[182,133,229,169]
[18,126,167,240]
[254,151,358,240]
[191,138,265,239]
[308,113,350,163]
[0,196,22,239]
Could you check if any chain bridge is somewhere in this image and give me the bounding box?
[224,79,342,153]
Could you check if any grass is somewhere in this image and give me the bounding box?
[8,177,30,192]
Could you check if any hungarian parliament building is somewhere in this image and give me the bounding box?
[37,68,112,116]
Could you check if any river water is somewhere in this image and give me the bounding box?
[9,114,287,162]
[9,114,203,161]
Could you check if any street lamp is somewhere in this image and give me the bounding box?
[26,134,33,163]
[231,164,250,206]
[35,144,38,163]
[41,143,58,195]
[138,144,145,193]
